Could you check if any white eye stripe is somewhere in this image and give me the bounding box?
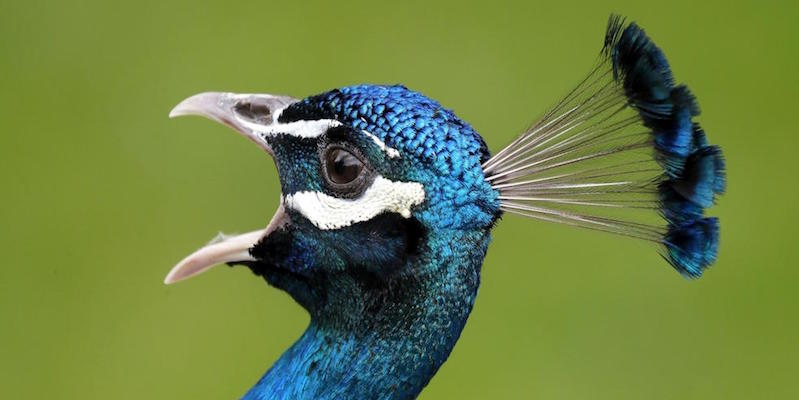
[237,110,400,158]
[284,176,425,230]
[360,129,401,159]
[250,119,344,139]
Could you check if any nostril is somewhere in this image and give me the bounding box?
[234,100,273,124]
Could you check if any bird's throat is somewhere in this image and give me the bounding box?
[242,230,490,400]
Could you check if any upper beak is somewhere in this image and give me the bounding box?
[168,92,297,155]
[164,92,297,284]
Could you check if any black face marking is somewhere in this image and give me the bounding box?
[244,213,428,317]
[277,90,342,124]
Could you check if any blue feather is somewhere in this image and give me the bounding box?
[652,86,699,161]
[691,123,710,150]
[671,145,726,208]
[603,16,725,274]
[605,17,674,118]
[663,218,719,277]
[658,182,704,224]
[697,136,727,195]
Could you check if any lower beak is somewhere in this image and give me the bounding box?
[164,204,289,284]
[163,92,297,284]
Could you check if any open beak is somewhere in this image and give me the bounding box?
[164,92,297,284]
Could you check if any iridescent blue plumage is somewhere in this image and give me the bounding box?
[672,145,726,208]
[664,217,720,278]
[167,14,726,400]
[658,183,704,224]
[243,228,489,399]
[233,85,500,399]
[606,19,674,117]
[602,16,725,277]
[281,85,500,230]
[651,86,699,165]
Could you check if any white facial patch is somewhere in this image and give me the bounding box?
[283,176,425,230]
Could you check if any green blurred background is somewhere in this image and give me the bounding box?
[1,0,796,398]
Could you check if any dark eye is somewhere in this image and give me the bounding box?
[325,148,364,184]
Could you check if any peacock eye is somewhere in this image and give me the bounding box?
[324,148,364,185]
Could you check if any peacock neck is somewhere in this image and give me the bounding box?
[242,230,490,400]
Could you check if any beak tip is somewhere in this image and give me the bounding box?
[163,269,180,285]
[169,92,224,119]
[167,109,182,119]
[168,102,194,119]
[162,227,269,286]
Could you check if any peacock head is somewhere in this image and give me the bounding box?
[164,17,726,398]
[165,85,501,315]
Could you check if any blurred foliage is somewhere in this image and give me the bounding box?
[1,0,797,398]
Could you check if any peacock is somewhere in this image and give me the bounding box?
[165,15,725,399]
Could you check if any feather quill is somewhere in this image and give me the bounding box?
[484,15,726,277]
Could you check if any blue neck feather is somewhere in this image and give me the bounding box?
[243,229,491,400]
